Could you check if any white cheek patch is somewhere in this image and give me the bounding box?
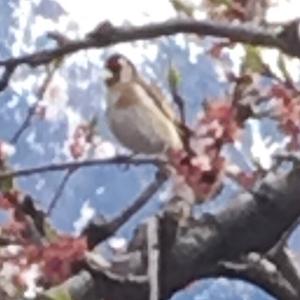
[119,58,133,83]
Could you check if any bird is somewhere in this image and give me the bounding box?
[103,54,184,155]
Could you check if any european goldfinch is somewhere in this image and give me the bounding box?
[104,54,183,155]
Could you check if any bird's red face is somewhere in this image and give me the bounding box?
[104,54,135,86]
[105,54,123,74]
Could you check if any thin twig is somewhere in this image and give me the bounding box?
[171,91,185,124]
[46,169,75,216]
[0,156,163,180]
[10,60,61,144]
[0,65,15,91]
[108,171,168,233]
[85,170,168,248]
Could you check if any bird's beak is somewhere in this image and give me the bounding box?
[101,68,113,81]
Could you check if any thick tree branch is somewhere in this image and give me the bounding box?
[36,270,148,300]
[218,254,298,300]
[268,248,300,296]
[31,167,300,300]
[147,217,160,300]
[1,19,299,92]
[158,168,300,300]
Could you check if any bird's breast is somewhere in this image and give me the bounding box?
[105,84,183,153]
[106,104,166,153]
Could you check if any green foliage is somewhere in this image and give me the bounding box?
[0,163,14,193]
[170,0,194,16]
[210,0,232,6]
[168,64,181,90]
[46,287,72,300]
[244,45,265,74]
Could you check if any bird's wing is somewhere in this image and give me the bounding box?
[135,77,181,128]
[134,77,195,155]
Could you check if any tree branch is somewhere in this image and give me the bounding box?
[46,169,75,216]
[1,19,299,92]
[147,217,160,300]
[10,59,59,144]
[218,253,298,300]
[159,168,300,300]
[29,167,300,300]
[84,170,168,248]
[268,247,300,296]
[0,156,162,180]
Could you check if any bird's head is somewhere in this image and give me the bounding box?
[104,54,136,86]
